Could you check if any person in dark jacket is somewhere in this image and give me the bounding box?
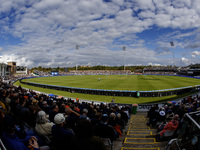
[48,104,59,123]
[1,114,49,150]
[72,119,106,150]
[51,113,74,149]
[95,114,116,142]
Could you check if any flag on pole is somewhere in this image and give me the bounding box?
[170,41,174,46]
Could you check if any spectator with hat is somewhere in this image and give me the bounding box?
[95,114,116,142]
[79,108,90,120]
[35,110,54,138]
[51,113,74,149]
[41,101,50,114]
[156,108,166,124]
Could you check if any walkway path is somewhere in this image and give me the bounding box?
[119,112,168,150]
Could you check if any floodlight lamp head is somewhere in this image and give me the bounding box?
[123,46,126,51]
[76,45,79,50]
[170,41,174,46]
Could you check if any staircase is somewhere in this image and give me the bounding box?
[120,112,168,150]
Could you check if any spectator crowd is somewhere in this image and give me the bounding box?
[146,94,200,141]
[1,74,200,149]
[0,78,131,150]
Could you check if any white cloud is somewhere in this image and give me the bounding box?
[0,0,14,13]
[138,10,155,18]
[155,14,171,28]
[112,0,124,6]
[0,54,33,66]
[0,0,200,67]
[147,63,161,66]
[192,51,200,57]
[181,57,190,65]
[134,0,155,11]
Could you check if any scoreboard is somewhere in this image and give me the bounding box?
[51,71,59,76]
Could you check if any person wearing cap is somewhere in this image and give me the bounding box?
[156,108,166,124]
[95,114,116,142]
[35,110,54,138]
[79,108,90,121]
[41,101,50,114]
[51,113,74,149]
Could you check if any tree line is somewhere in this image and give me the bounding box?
[31,65,176,73]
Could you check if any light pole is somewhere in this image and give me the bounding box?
[123,46,126,72]
[170,41,175,67]
[76,44,79,73]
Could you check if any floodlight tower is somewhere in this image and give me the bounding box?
[76,44,79,73]
[123,46,126,72]
[170,41,175,67]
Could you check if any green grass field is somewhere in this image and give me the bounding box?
[14,75,200,104]
[23,75,200,91]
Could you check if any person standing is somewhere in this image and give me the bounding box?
[111,98,115,104]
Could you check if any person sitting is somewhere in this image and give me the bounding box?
[1,114,49,150]
[48,104,59,123]
[50,113,74,149]
[157,108,166,122]
[27,102,42,128]
[156,114,179,141]
[0,109,6,136]
[41,101,50,114]
[72,119,106,150]
[79,108,90,121]
[15,98,30,124]
[108,113,122,138]
[64,107,80,131]
[35,110,54,138]
[155,108,166,129]
[95,114,116,143]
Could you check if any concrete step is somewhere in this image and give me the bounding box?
[121,113,167,150]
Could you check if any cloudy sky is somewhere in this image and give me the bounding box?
[0,0,200,68]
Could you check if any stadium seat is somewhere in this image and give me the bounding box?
[33,128,51,145]
[101,138,113,150]
[163,130,175,141]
